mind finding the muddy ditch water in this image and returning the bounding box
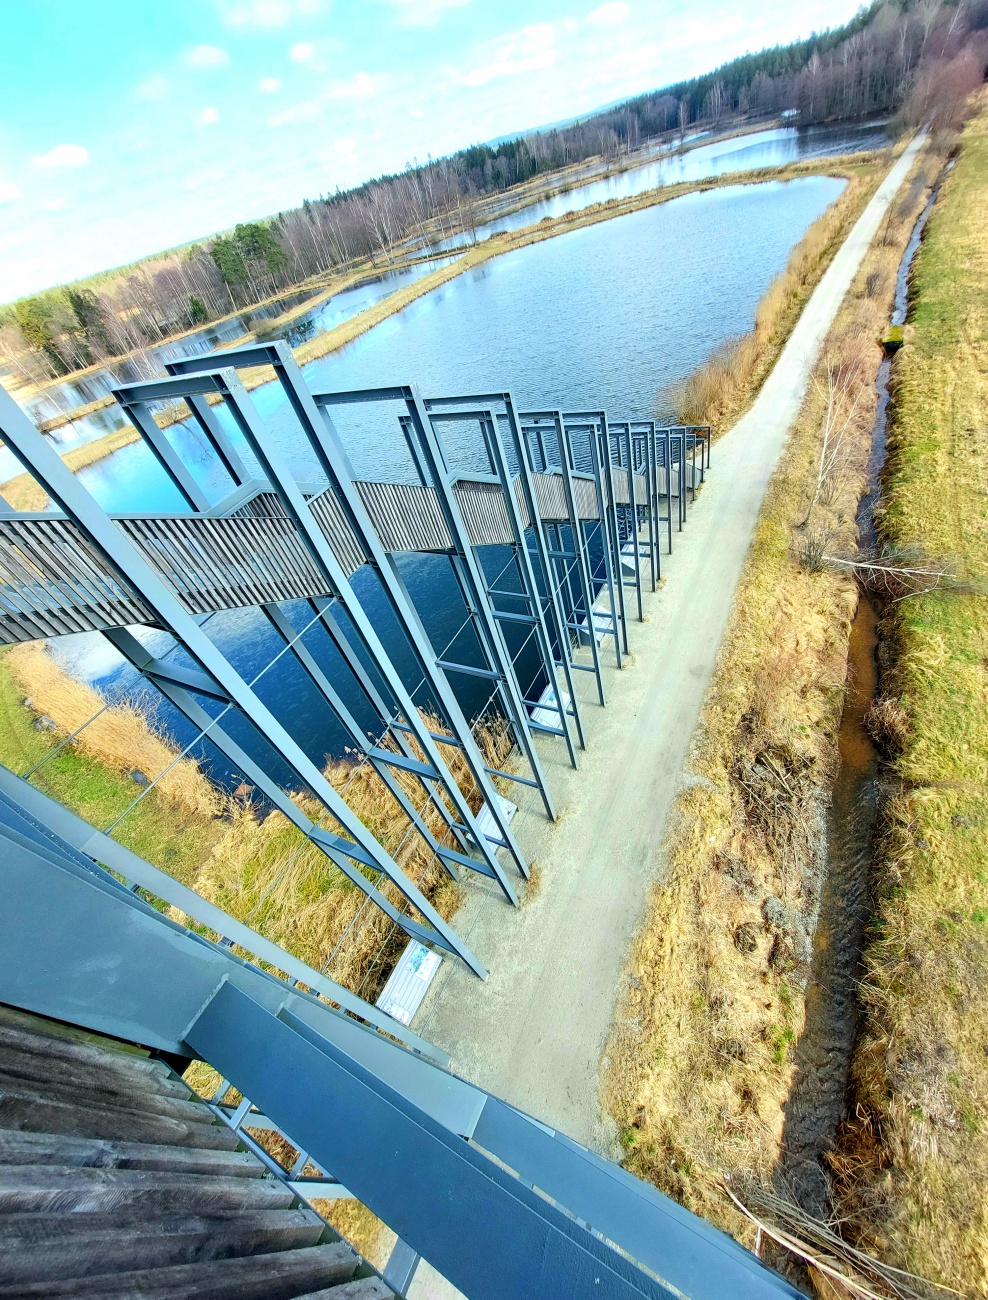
[775,170,946,1220]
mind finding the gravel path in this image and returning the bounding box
[414,133,926,1157]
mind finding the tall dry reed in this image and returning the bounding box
[7,641,223,818]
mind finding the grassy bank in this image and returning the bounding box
[0,643,226,883]
[0,639,487,999]
[2,151,890,515]
[602,138,939,1255]
[832,99,988,1297]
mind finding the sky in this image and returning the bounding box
[0,0,866,303]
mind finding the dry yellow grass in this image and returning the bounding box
[171,718,510,998]
[5,640,222,818]
[602,143,940,1247]
[831,98,988,1298]
[672,159,890,432]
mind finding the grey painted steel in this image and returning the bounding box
[113,367,516,905]
[0,764,446,1064]
[0,781,800,1300]
[166,345,529,878]
[470,1098,804,1300]
[311,380,555,828]
[191,983,681,1300]
[424,393,585,761]
[190,982,804,1300]
[0,799,486,1133]
[0,383,488,977]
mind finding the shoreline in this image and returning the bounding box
[4,115,794,410]
[1,150,891,514]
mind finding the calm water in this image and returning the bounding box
[427,120,889,251]
[6,119,886,468]
[38,173,845,793]
[15,259,452,431]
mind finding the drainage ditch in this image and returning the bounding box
[775,168,947,1221]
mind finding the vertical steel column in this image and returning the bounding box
[517,412,607,709]
[561,416,623,670]
[635,423,659,590]
[403,386,558,821]
[595,416,630,656]
[167,346,529,877]
[618,421,644,622]
[0,384,488,977]
[418,399,581,766]
[451,393,587,756]
[476,403,584,761]
[112,378,479,885]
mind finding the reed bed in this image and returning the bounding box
[671,158,888,432]
[6,640,222,818]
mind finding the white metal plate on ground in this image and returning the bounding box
[580,602,613,645]
[531,682,571,730]
[376,940,442,1026]
[474,794,518,845]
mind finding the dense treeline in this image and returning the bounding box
[3,0,986,384]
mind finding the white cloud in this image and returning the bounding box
[184,44,230,69]
[326,71,376,101]
[456,23,556,87]
[43,197,68,212]
[383,0,470,27]
[220,0,322,27]
[135,73,171,101]
[259,76,283,93]
[289,41,317,62]
[198,106,220,126]
[0,180,22,206]
[587,1,630,24]
[268,70,378,126]
[333,136,356,155]
[34,144,90,170]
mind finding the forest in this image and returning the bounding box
[2,0,985,384]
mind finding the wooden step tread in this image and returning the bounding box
[0,1242,360,1299]
[0,1042,192,1103]
[0,1008,154,1065]
[0,1128,262,1176]
[0,1071,208,1124]
[0,1166,294,1215]
[297,1283,394,1299]
[0,1095,239,1150]
[0,1022,172,1081]
[0,1209,326,1284]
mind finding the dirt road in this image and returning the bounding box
[414,132,926,1156]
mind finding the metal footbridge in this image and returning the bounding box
[0,347,805,1297]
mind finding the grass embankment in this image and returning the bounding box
[0,644,225,880]
[2,151,891,516]
[831,102,988,1297]
[602,140,940,1247]
[0,639,492,997]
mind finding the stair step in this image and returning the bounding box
[297,1283,394,1299]
[0,1208,326,1284]
[0,1042,192,1103]
[0,1242,360,1298]
[0,1094,239,1150]
[0,1128,262,1177]
[0,1166,292,1215]
[0,1008,155,1066]
[0,1023,173,1087]
[0,1070,208,1124]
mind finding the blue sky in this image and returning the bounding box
[0,0,865,302]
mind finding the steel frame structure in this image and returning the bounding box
[0,382,495,977]
[0,353,711,989]
[0,778,804,1300]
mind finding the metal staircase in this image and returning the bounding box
[0,1005,392,1298]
